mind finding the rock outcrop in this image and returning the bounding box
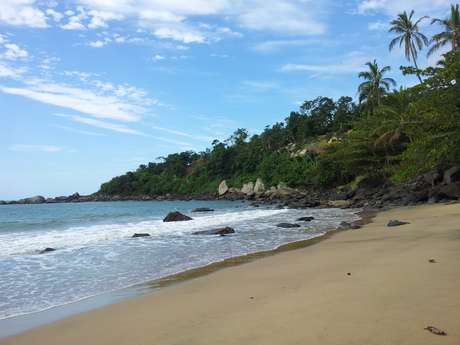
[254,178,265,194]
[191,207,214,212]
[276,223,301,228]
[218,180,229,196]
[163,212,193,222]
[192,227,235,236]
[241,182,255,196]
[132,233,150,238]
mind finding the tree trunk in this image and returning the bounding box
[411,48,423,84]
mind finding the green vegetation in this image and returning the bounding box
[99,7,460,197]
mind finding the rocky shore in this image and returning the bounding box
[2,167,460,210]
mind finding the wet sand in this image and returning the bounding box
[2,203,459,345]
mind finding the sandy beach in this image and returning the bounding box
[2,202,459,345]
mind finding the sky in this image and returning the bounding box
[0,0,455,199]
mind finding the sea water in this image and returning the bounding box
[0,200,359,323]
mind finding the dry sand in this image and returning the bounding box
[2,203,460,345]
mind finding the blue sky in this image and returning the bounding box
[0,0,454,199]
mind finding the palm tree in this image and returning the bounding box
[358,60,397,115]
[389,10,429,83]
[428,4,460,56]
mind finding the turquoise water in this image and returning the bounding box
[0,200,359,322]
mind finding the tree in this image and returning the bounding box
[358,60,396,115]
[389,10,429,83]
[428,4,460,57]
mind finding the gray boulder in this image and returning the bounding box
[387,220,410,227]
[443,167,460,184]
[276,223,301,228]
[39,247,56,254]
[191,207,214,212]
[297,216,314,222]
[163,212,193,222]
[21,195,45,204]
[192,227,235,236]
[218,180,229,196]
[132,233,150,238]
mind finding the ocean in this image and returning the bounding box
[0,200,359,324]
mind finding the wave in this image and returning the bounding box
[0,208,288,256]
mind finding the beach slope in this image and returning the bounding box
[2,203,460,345]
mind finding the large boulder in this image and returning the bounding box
[437,182,460,200]
[191,207,214,212]
[132,233,150,238]
[276,223,301,228]
[297,216,314,222]
[254,178,265,194]
[328,200,351,208]
[192,227,235,236]
[443,166,460,184]
[218,180,229,196]
[241,182,255,195]
[163,212,193,222]
[21,195,46,204]
[387,220,410,227]
[39,247,56,254]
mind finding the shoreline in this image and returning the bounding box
[2,203,459,344]
[0,207,367,338]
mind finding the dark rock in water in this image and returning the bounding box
[276,223,301,228]
[191,207,214,213]
[132,233,150,238]
[163,212,192,222]
[39,247,56,254]
[443,166,460,184]
[192,227,235,236]
[387,220,410,227]
[296,216,314,222]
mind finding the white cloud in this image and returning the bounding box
[357,0,452,16]
[58,114,145,136]
[0,0,48,28]
[253,39,323,52]
[0,80,146,122]
[9,144,63,153]
[151,125,213,142]
[89,40,108,48]
[2,43,28,60]
[368,21,388,31]
[0,63,25,78]
[46,8,63,22]
[153,54,166,61]
[281,52,371,75]
[51,124,105,136]
[153,26,206,44]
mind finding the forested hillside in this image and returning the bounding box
[99,6,460,197]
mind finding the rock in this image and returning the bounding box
[437,182,460,199]
[39,247,56,254]
[218,180,229,196]
[132,233,150,238]
[191,207,214,212]
[423,171,442,186]
[241,182,255,195]
[387,220,410,227]
[192,227,235,236]
[163,212,193,222]
[443,166,460,184]
[338,221,361,230]
[20,195,46,204]
[328,200,351,208]
[254,178,265,194]
[296,216,314,222]
[276,223,301,228]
